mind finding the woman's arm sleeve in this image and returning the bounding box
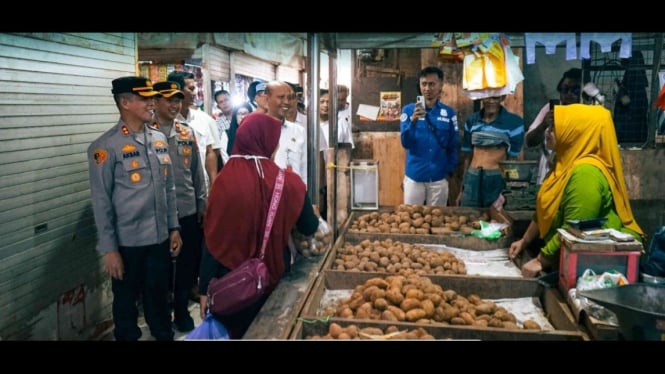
[296,193,319,236]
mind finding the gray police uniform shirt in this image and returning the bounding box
[88,120,179,253]
[152,119,207,218]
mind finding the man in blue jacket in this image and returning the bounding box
[400,66,459,206]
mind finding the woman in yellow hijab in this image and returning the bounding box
[509,104,644,278]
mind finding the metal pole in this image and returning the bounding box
[307,33,320,204]
[328,34,339,237]
[646,33,663,147]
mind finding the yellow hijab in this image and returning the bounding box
[536,104,644,239]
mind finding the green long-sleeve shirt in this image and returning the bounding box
[537,163,642,262]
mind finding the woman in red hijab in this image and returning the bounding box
[199,112,319,338]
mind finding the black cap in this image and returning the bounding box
[111,76,159,97]
[153,81,184,99]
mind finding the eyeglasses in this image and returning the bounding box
[559,86,581,96]
[237,110,249,116]
[482,96,503,102]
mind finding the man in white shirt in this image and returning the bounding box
[264,81,307,186]
[213,89,233,166]
[337,84,351,129]
[287,82,308,131]
[318,88,354,164]
[168,71,223,191]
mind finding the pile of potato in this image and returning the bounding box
[293,217,333,258]
[333,238,466,275]
[348,204,491,235]
[321,275,542,330]
[307,322,435,340]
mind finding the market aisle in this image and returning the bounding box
[101,300,203,341]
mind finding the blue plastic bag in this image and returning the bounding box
[184,313,229,340]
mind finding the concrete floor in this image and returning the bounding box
[102,300,204,341]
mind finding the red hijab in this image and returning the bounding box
[205,112,306,290]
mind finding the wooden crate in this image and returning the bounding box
[291,270,586,341]
[345,206,514,250]
[324,234,523,278]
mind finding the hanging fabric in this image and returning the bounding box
[580,33,632,59]
[524,33,577,64]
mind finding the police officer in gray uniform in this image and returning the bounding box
[152,81,206,333]
[87,76,183,341]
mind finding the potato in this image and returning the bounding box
[381,310,399,322]
[400,298,422,311]
[502,321,520,330]
[420,299,435,318]
[459,311,475,325]
[474,302,495,315]
[405,308,427,322]
[450,317,466,325]
[359,327,384,337]
[405,288,424,300]
[329,323,343,338]
[386,305,406,321]
[522,319,542,330]
[385,288,404,305]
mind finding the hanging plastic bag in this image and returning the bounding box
[184,313,229,340]
[481,39,507,89]
[292,216,333,259]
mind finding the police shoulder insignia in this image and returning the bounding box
[92,149,107,165]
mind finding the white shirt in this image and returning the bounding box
[295,112,307,129]
[526,103,553,185]
[275,120,307,186]
[177,108,223,190]
[215,115,231,164]
[319,111,354,163]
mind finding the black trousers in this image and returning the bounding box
[113,240,173,341]
[171,213,203,321]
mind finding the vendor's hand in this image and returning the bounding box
[508,238,525,260]
[521,257,543,278]
[103,250,124,280]
[199,295,208,320]
[312,204,320,218]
